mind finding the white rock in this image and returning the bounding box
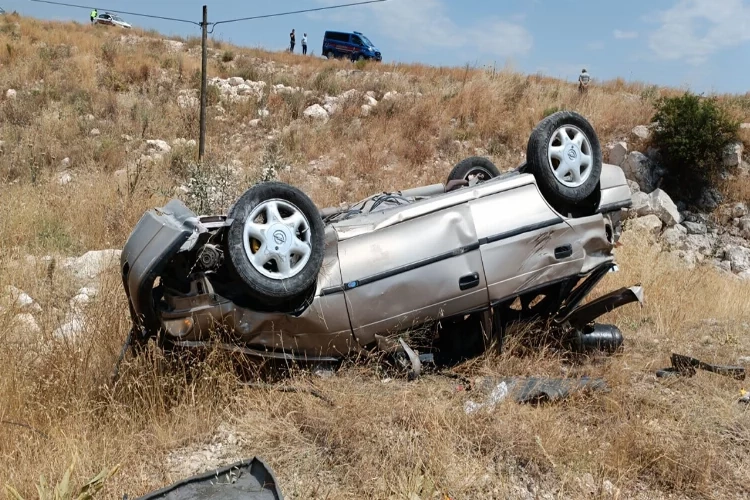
[4,286,42,313]
[366,90,376,98]
[360,104,373,117]
[323,102,340,115]
[90,128,101,136]
[738,270,750,280]
[649,189,682,226]
[6,89,17,99]
[228,76,244,87]
[57,172,73,185]
[383,91,399,101]
[621,152,663,193]
[364,95,378,107]
[0,140,5,153]
[635,189,682,226]
[684,221,707,235]
[63,249,121,284]
[731,202,748,219]
[61,157,71,168]
[723,141,743,168]
[661,226,686,248]
[724,246,750,273]
[626,179,640,194]
[249,119,261,127]
[631,191,651,214]
[685,234,714,257]
[326,176,344,187]
[177,94,199,109]
[257,109,270,118]
[303,104,330,121]
[12,313,40,336]
[53,313,85,340]
[186,139,197,148]
[146,139,172,154]
[608,142,628,166]
[716,260,733,273]
[628,214,663,236]
[631,125,651,141]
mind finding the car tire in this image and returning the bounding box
[326,51,335,59]
[526,111,602,211]
[447,156,501,184]
[226,182,325,309]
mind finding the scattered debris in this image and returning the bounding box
[464,381,509,414]
[465,377,608,410]
[134,457,284,500]
[656,353,746,380]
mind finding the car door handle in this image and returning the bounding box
[459,272,480,291]
[555,244,573,259]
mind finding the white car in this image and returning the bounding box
[94,12,132,29]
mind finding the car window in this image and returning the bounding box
[329,32,348,42]
[351,35,363,46]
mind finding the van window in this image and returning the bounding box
[351,35,364,46]
[327,32,349,42]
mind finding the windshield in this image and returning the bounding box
[112,15,124,22]
[360,35,373,46]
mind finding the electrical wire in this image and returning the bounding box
[27,0,201,25]
[27,0,389,31]
[211,0,388,27]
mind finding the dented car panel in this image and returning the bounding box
[120,159,638,360]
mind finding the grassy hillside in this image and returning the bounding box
[1,12,750,499]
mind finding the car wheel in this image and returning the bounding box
[326,51,335,59]
[358,54,366,62]
[526,111,602,211]
[447,156,501,184]
[226,182,325,309]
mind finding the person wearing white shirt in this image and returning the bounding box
[302,33,308,55]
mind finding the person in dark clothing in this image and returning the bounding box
[290,29,295,53]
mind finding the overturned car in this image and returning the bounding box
[120,111,642,371]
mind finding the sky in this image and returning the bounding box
[3,0,750,94]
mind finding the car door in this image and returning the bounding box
[468,176,584,304]
[336,202,489,346]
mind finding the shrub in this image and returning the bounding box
[221,50,235,62]
[651,92,739,203]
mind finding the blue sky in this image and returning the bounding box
[4,0,750,94]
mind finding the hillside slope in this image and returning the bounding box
[1,12,750,500]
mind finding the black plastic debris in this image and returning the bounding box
[656,353,746,381]
[133,457,284,500]
[472,376,608,406]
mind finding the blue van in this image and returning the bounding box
[322,31,382,62]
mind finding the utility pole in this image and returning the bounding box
[198,4,208,162]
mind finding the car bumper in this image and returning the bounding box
[120,199,205,337]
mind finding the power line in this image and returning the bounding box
[26,0,389,30]
[211,0,388,27]
[27,0,200,25]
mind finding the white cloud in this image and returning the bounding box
[312,0,532,59]
[613,29,638,39]
[648,0,750,65]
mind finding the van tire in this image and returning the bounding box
[326,51,335,59]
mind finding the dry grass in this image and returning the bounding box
[1,12,750,500]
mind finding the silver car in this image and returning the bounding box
[120,111,642,372]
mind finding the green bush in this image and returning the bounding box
[651,92,739,202]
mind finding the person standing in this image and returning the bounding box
[578,68,591,94]
[90,8,97,24]
[290,29,295,53]
[302,33,308,55]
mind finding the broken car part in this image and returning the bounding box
[133,457,283,500]
[656,353,746,380]
[469,376,608,407]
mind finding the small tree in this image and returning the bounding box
[651,92,739,203]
